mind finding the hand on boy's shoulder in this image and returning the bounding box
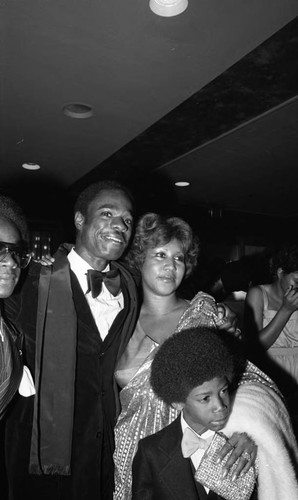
[217,432,257,480]
[215,303,241,338]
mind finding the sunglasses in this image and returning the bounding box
[0,241,32,269]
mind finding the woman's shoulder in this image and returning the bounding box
[246,284,262,295]
[246,284,269,302]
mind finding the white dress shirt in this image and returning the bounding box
[181,413,215,493]
[19,365,36,396]
[68,247,124,340]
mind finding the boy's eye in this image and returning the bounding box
[175,255,185,263]
[101,211,112,217]
[200,396,210,403]
[156,252,165,258]
[125,218,133,226]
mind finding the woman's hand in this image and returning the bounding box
[282,285,298,313]
[215,303,241,338]
[216,432,257,480]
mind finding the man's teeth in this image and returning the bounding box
[105,235,122,243]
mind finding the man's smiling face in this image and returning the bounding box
[74,189,133,270]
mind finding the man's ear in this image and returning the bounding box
[277,267,284,279]
[74,211,85,231]
[172,402,184,411]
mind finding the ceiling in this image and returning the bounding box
[1,1,297,227]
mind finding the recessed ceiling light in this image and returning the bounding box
[63,102,94,119]
[22,163,41,171]
[149,0,188,17]
[175,181,190,187]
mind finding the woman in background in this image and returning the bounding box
[245,244,298,429]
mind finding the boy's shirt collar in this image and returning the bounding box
[181,412,214,441]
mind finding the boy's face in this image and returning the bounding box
[178,376,231,435]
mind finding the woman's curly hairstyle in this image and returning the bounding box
[150,327,244,405]
[270,244,298,277]
[125,212,199,279]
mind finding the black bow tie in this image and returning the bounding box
[86,268,121,298]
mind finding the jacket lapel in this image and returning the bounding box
[110,261,139,357]
[101,269,131,348]
[158,418,202,500]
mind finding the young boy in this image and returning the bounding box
[131,327,253,500]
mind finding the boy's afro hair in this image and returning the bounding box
[150,327,244,405]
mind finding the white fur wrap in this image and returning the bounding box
[223,381,298,500]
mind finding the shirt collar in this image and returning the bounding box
[180,412,214,440]
[67,247,110,294]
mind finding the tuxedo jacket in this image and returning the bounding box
[132,416,225,500]
[0,307,23,420]
[3,253,139,500]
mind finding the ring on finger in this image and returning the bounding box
[242,451,251,461]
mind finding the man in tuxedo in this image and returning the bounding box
[4,180,139,500]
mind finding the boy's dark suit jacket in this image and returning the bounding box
[3,257,139,500]
[132,416,225,500]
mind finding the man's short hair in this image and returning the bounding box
[74,180,135,218]
[150,327,245,405]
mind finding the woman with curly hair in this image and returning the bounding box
[113,213,275,500]
[245,244,298,419]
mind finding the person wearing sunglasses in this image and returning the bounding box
[0,195,32,419]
